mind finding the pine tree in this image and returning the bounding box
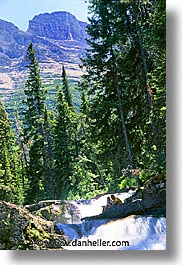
[140,0,166,171]
[81,0,166,187]
[23,43,46,203]
[0,100,23,204]
[53,89,75,199]
[68,91,107,199]
[81,0,135,178]
[14,110,28,188]
[43,107,56,199]
[61,65,74,109]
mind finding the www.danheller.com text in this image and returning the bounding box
[35,238,130,248]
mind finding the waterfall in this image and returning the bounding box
[72,191,134,218]
[55,192,166,250]
[84,216,166,250]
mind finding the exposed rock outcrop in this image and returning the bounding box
[0,174,166,249]
[0,200,68,250]
[25,200,81,224]
[28,12,87,42]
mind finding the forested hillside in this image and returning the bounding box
[0,0,166,205]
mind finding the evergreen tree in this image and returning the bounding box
[81,0,166,187]
[23,43,46,203]
[82,0,135,179]
[143,0,166,171]
[61,65,74,109]
[43,107,56,199]
[68,91,107,199]
[14,109,28,188]
[53,89,76,199]
[0,100,23,204]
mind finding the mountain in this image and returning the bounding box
[28,11,87,41]
[0,11,88,99]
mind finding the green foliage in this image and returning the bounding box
[118,178,136,190]
[0,1,166,203]
[4,79,81,126]
[23,43,47,204]
[53,89,76,199]
[61,65,74,109]
[68,155,106,200]
[0,99,24,204]
[80,0,166,186]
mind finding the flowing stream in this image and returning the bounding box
[55,192,166,250]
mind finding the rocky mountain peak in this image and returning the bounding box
[27,11,87,42]
[0,11,88,99]
[0,19,20,33]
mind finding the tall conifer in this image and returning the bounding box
[53,89,75,199]
[81,0,166,185]
[23,43,46,203]
[62,65,74,109]
[0,100,23,203]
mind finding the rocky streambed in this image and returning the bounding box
[0,174,166,250]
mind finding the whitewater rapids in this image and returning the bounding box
[55,192,166,250]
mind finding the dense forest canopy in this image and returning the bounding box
[0,0,166,204]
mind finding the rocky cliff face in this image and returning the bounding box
[0,12,88,99]
[0,19,24,65]
[28,11,87,42]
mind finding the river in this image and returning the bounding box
[55,192,166,250]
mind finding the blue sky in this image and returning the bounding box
[0,0,88,31]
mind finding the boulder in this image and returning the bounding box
[25,200,81,224]
[0,200,68,250]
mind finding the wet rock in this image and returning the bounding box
[25,200,81,224]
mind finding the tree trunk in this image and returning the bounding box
[116,85,133,166]
[110,47,133,166]
[132,0,153,110]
